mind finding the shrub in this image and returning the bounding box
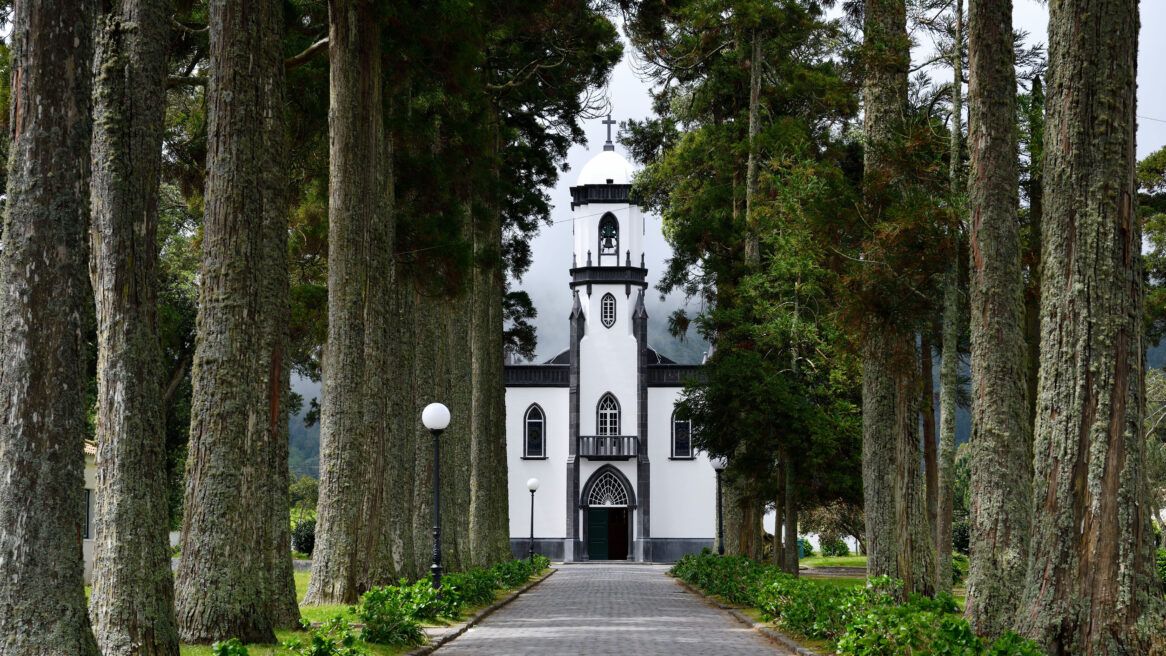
[282,616,365,656]
[820,534,850,557]
[356,586,426,646]
[1157,548,1166,592]
[952,553,970,585]
[952,518,970,555]
[797,538,814,558]
[211,639,249,656]
[292,520,316,556]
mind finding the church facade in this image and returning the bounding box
[504,128,716,562]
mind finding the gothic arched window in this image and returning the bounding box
[601,293,616,328]
[597,394,620,436]
[672,411,692,459]
[524,405,545,458]
[598,214,619,259]
[587,471,629,507]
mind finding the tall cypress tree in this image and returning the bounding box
[174,0,290,642]
[0,1,100,653]
[1016,0,1166,651]
[963,0,1030,637]
[88,1,181,653]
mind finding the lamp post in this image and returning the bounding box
[422,402,451,591]
[527,478,540,563]
[710,456,727,556]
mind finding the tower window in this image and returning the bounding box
[597,394,620,436]
[601,293,616,328]
[672,411,693,459]
[598,214,619,260]
[524,405,545,458]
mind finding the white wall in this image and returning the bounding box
[506,387,569,539]
[578,289,639,437]
[648,388,716,539]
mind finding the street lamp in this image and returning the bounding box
[710,456,727,556]
[422,402,451,591]
[527,478,540,563]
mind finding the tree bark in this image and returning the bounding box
[894,356,937,596]
[174,0,286,642]
[773,462,784,567]
[936,0,963,596]
[305,0,390,605]
[921,334,938,549]
[743,28,762,267]
[782,459,798,576]
[1016,0,1166,652]
[0,2,100,653]
[88,2,180,653]
[860,0,915,588]
[963,0,1031,637]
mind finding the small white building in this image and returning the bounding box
[505,125,716,562]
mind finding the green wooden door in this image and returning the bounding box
[588,508,609,560]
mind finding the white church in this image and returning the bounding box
[504,122,718,562]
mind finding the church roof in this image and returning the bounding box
[542,346,676,365]
[576,149,635,186]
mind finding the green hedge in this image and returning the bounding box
[670,550,1041,655]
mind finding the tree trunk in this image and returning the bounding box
[773,463,784,567]
[88,2,179,653]
[860,0,911,587]
[936,0,963,596]
[937,266,960,594]
[861,334,898,580]
[783,459,798,576]
[743,28,762,267]
[0,2,100,653]
[964,0,1030,637]
[921,334,938,549]
[1023,74,1043,434]
[894,356,937,597]
[468,123,513,569]
[174,0,286,642]
[1016,0,1166,651]
[305,0,390,605]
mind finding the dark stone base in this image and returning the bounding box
[509,538,713,563]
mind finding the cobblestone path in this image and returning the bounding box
[433,563,790,655]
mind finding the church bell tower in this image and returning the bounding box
[564,116,653,561]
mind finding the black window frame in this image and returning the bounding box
[671,411,694,459]
[523,404,547,459]
[601,293,616,328]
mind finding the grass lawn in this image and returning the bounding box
[798,554,868,568]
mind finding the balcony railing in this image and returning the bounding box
[578,435,638,459]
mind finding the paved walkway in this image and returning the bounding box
[433,564,790,655]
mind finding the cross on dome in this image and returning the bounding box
[602,114,616,151]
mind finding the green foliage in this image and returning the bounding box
[671,551,1042,655]
[952,518,970,556]
[282,616,365,656]
[292,520,316,556]
[951,553,969,585]
[1156,548,1166,593]
[355,557,549,646]
[798,538,815,558]
[210,638,249,656]
[820,535,850,557]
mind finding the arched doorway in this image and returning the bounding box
[581,466,635,560]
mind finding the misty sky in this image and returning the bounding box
[513,2,1166,363]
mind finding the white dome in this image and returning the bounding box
[576,149,635,186]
